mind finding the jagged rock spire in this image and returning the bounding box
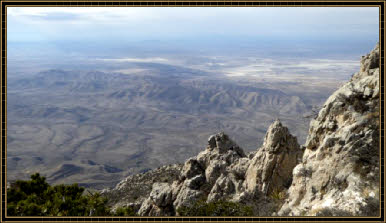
[245,120,302,195]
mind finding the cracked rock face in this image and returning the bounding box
[138,182,174,216]
[138,132,250,214]
[245,120,302,196]
[279,43,380,216]
[174,132,247,210]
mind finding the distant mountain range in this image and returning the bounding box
[7,59,339,189]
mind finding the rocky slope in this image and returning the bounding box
[278,43,380,216]
[102,44,380,216]
[101,164,182,211]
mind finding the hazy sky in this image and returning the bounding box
[7,7,379,43]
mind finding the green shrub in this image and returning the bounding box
[113,206,137,216]
[7,173,111,216]
[177,199,253,216]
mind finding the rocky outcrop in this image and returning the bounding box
[137,132,248,215]
[138,182,175,216]
[135,123,302,216]
[279,43,380,216]
[245,119,302,195]
[101,163,182,212]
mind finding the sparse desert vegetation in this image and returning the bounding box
[7,63,341,189]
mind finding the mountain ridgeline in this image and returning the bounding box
[7,53,337,189]
[101,43,380,216]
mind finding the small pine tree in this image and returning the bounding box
[7,173,112,216]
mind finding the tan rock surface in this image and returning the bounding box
[279,43,380,216]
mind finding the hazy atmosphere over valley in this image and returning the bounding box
[6,7,379,189]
